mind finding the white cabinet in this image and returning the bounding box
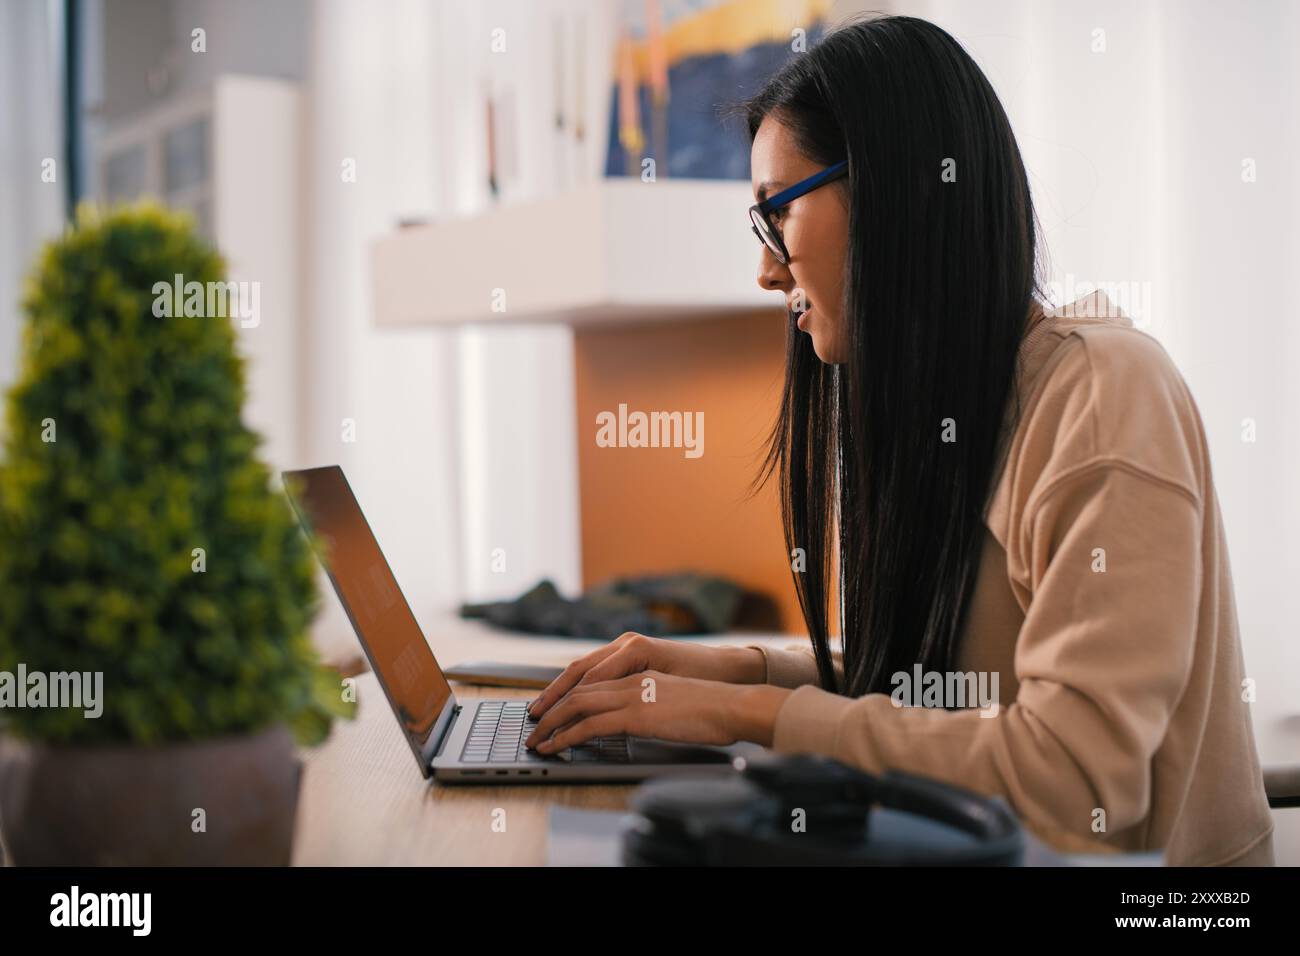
[94,75,302,473]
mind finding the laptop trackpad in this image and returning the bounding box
[626,737,734,765]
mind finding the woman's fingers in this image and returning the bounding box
[528,632,646,718]
[526,672,730,751]
[540,711,628,753]
[527,685,622,746]
[528,643,620,718]
[572,639,653,689]
[526,680,634,748]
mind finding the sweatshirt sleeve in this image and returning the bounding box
[745,642,842,689]
[767,463,1203,851]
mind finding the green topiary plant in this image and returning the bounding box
[0,202,353,747]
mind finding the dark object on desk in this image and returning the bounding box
[458,573,745,640]
[443,661,564,689]
[621,751,1026,867]
[1265,763,1300,808]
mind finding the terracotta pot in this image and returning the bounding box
[0,724,300,866]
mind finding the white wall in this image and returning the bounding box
[300,0,605,658]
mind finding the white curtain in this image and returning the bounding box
[0,0,65,393]
[301,0,597,659]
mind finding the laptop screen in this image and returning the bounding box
[283,466,451,757]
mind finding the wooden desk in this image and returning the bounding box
[291,619,796,865]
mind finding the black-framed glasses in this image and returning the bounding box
[748,159,849,265]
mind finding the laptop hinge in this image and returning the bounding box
[424,695,461,765]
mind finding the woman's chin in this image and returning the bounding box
[808,333,844,365]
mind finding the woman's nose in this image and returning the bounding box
[756,249,791,292]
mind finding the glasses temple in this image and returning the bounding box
[758,159,849,213]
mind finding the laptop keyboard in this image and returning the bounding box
[459,699,631,764]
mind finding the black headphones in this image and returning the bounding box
[621,751,1024,866]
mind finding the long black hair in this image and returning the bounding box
[740,15,1046,698]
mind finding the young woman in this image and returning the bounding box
[525,15,1273,866]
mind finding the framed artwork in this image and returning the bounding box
[604,0,831,180]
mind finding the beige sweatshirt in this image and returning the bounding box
[749,291,1275,866]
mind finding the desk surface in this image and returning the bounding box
[292,619,795,866]
[293,616,1298,866]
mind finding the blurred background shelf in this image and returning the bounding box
[370,179,782,327]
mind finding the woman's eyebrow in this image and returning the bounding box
[755,180,787,201]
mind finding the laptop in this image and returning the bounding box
[282,465,753,783]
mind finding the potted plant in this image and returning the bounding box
[0,203,353,865]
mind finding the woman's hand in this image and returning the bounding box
[527,631,765,721]
[524,671,792,752]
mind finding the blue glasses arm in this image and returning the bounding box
[758,159,849,213]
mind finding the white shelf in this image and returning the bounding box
[370,179,782,328]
